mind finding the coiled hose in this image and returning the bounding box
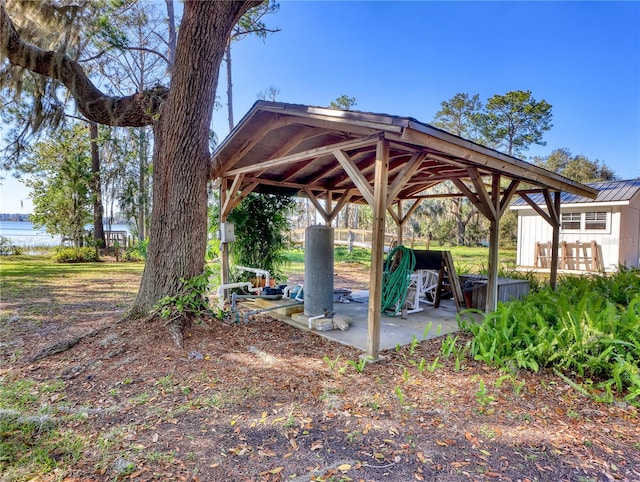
[381,245,416,315]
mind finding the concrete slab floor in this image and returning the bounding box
[246,290,469,352]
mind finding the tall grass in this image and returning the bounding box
[459,267,640,405]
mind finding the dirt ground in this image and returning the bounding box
[1,259,639,482]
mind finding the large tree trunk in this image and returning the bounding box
[137,127,147,242]
[89,122,106,248]
[130,1,257,346]
[1,1,260,347]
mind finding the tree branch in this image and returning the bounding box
[0,5,168,127]
[231,26,280,41]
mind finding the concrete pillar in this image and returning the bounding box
[304,225,334,317]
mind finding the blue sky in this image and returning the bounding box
[2,0,639,213]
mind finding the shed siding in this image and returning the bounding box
[619,205,640,268]
[516,207,629,271]
[517,211,548,266]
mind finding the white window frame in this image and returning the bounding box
[560,210,610,233]
[561,212,581,231]
[584,211,609,232]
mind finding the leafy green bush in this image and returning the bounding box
[459,267,640,405]
[122,239,148,262]
[52,246,98,263]
[0,236,23,256]
[227,193,295,281]
[155,265,216,322]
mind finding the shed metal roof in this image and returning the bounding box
[511,179,640,207]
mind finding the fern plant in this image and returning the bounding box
[459,268,640,405]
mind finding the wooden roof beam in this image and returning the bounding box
[242,175,340,193]
[292,144,379,187]
[386,152,426,206]
[221,174,244,219]
[452,177,492,219]
[268,129,317,181]
[401,171,468,191]
[225,135,380,177]
[402,180,447,198]
[543,189,560,226]
[221,179,259,219]
[333,149,375,207]
[468,168,497,220]
[519,192,554,225]
[211,115,288,176]
[331,153,413,190]
[260,104,405,136]
[402,126,598,198]
[303,188,354,224]
[498,180,521,218]
[391,197,424,225]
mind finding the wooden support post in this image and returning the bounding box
[367,137,389,362]
[396,200,403,246]
[325,191,332,226]
[219,181,230,290]
[485,174,500,313]
[549,191,561,290]
[576,240,585,270]
[486,217,499,312]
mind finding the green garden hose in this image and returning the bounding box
[381,245,416,315]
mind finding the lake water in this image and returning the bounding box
[0,221,130,247]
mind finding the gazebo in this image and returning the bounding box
[211,101,598,361]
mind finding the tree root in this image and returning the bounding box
[30,338,82,362]
[29,319,126,362]
[165,316,185,349]
[29,310,188,362]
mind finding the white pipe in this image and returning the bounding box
[307,313,326,329]
[235,265,271,287]
[216,282,259,299]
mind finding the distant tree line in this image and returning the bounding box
[313,91,618,249]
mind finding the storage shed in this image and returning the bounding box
[511,179,640,272]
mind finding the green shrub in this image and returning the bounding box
[459,267,640,405]
[122,240,148,262]
[52,246,98,263]
[155,265,215,322]
[227,193,295,281]
[0,236,23,256]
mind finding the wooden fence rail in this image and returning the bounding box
[290,228,431,251]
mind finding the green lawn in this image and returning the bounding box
[283,244,517,276]
[0,254,144,279]
[0,255,145,300]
